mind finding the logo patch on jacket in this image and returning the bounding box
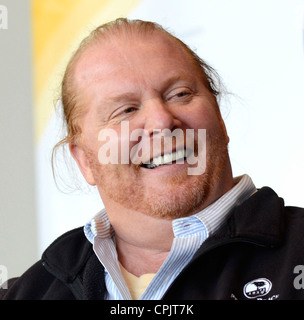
[243,278,272,299]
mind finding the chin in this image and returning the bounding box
[140,173,210,220]
[142,155,230,220]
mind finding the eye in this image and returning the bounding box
[109,104,139,122]
[123,106,138,114]
[167,88,193,102]
[175,91,190,98]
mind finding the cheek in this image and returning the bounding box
[181,104,222,132]
[95,125,142,166]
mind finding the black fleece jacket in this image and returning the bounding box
[1,187,304,300]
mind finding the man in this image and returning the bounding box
[1,18,304,300]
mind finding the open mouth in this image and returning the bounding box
[140,149,192,169]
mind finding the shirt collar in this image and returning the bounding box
[172,174,256,239]
[84,174,256,243]
[84,209,113,243]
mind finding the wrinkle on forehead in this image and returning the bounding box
[73,30,198,88]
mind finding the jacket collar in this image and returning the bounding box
[195,186,285,255]
[230,187,285,247]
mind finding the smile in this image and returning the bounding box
[140,149,192,169]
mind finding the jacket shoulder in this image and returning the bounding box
[42,227,93,283]
[0,227,92,300]
[0,260,75,300]
[285,205,304,216]
[283,205,304,243]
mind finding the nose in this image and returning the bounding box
[143,98,181,136]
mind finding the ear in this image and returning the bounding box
[69,143,96,186]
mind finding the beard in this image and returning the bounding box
[85,127,230,220]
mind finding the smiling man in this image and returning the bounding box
[1,18,304,300]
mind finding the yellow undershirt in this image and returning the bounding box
[119,263,155,300]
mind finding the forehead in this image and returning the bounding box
[73,31,199,92]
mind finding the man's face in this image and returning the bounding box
[71,32,230,219]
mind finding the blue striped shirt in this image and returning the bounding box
[84,174,256,300]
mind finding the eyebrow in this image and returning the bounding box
[159,72,194,89]
[104,92,139,105]
[105,73,194,102]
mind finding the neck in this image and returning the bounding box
[103,201,174,277]
[116,235,171,277]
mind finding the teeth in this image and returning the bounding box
[143,149,189,169]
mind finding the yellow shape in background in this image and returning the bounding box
[32,0,141,142]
